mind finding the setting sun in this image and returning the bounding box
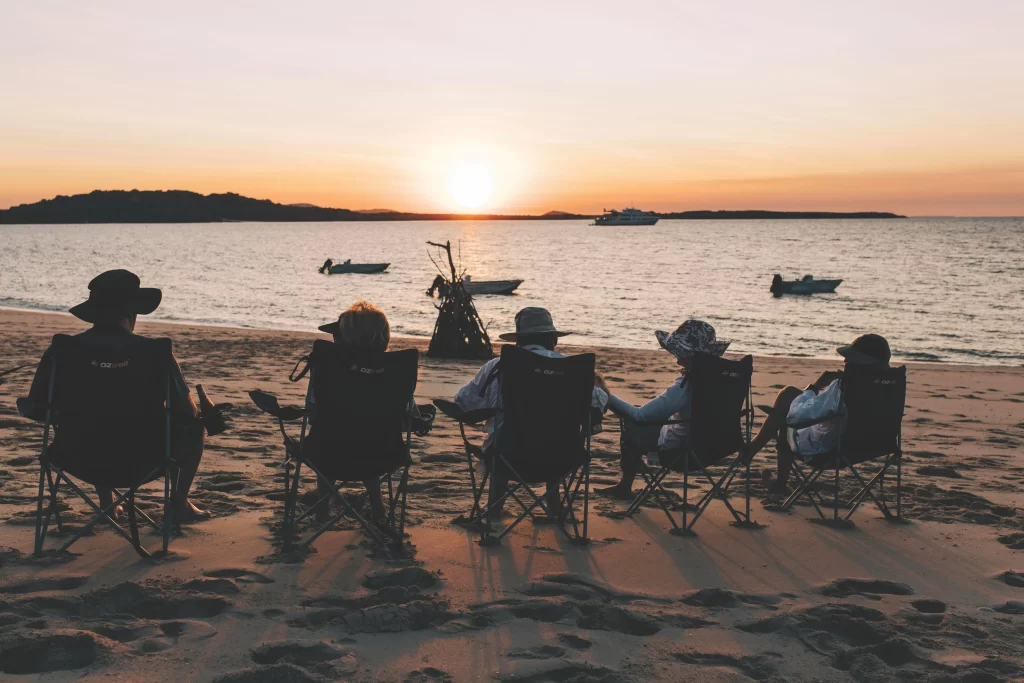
[448,164,494,211]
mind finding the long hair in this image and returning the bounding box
[335,300,390,352]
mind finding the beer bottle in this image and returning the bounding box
[195,384,228,437]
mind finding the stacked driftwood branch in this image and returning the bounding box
[425,240,493,360]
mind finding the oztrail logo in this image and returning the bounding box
[91,360,129,369]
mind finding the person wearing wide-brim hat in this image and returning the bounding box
[597,319,731,500]
[452,307,609,517]
[745,333,892,498]
[22,269,211,522]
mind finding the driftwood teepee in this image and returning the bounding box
[426,240,493,360]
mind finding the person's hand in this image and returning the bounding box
[811,370,841,392]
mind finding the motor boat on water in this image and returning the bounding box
[770,274,842,296]
[319,258,390,274]
[427,275,523,297]
[592,207,659,226]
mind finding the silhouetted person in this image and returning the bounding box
[454,307,608,517]
[22,270,210,521]
[319,258,334,274]
[742,334,892,497]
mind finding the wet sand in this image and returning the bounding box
[1,308,1022,682]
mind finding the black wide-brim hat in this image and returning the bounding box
[837,333,891,365]
[69,269,162,323]
[318,321,340,335]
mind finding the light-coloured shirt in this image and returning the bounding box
[454,344,609,451]
[786,379,844,456]
[607,375,691,450]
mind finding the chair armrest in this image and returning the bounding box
[786,414,838,429]
[432,399,499,425]
[249,389,305,421]
[620,417,688,426]
[16,397,43,421]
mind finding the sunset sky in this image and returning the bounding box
[2,1,1022,215]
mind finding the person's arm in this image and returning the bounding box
[786,378,842,426]
[20,348,54,422]
[607,379,686,424]
[454,358,500,412]
[304,371,317,424]
[168,355,200,422]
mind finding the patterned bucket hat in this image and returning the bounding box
[655,320,730,359]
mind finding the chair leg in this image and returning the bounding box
[163,467,172,553]
[34,463,48,556]
[682,454,689,531]
[581,463,589,542]
[896,449,903,520]
[126,489,149,558]
[833,463,840,521]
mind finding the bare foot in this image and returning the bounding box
[175,499,211,523]
[596,484,635,501]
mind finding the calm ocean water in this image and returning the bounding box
[1,218,1022,365]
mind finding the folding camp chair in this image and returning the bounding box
[249,342,418,554]
[24,334,178,559]
[779,363,907,525]
[469,345,595,546]
[431,399,499,527]
[622,354,756,535]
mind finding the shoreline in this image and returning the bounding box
[2,304,1019,370]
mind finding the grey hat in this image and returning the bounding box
[498,307,571,342]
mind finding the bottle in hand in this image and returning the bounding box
[196,384,228,437]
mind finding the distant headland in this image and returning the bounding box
[0,190,906,224]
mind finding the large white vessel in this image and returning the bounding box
[592,207,659,226]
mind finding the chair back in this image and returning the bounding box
[496,345,595,482]
[839,363,906,464]
[308,341,417,479]
[681,354,753,468]
[49,333,172,484]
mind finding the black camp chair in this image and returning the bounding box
[249,342,418,554]
[621,354,756,535]
[432,399,499,527]
[779,363,907,525]
[472,345,596,545]
[23,334,178,558]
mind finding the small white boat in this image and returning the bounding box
[771,274,842,296]
[464,277,523,295]
[321,259,390,274]
[427,275,523,297]
[592,207,659,226]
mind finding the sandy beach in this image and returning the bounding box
[1,307,1022,682]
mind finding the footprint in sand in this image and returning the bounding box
[557,633,592,650]
[213,663,328,683]
[203,568,275,584]
[998,533,1024,550]
[996,570,1024,587]
[819,578,914,600]
[251,639,357,675]
[673,651,783,680]
[404,667,454,682]
[0,575,89,594]
[0,630,108,674]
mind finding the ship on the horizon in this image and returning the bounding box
[592,207,659,226]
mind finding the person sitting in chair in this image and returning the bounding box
[454,307,608,517]
[743,333,892,497]
[305,300,405,523]
[21,269,209,522]
[597,319,730,500]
